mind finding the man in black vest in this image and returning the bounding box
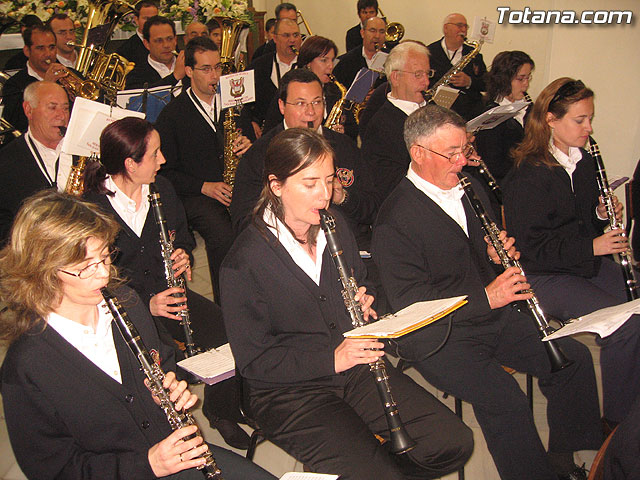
[0,81,72,243]
[156,37,250,305]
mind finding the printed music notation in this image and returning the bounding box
[177,343,235,385]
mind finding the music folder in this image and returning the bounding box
[177,343,235,385]
[343,296,468,339]
[345,68,380,103]
[466,101,529,133]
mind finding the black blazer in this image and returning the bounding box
[0,135,51,243]
[246,52,278,126]
[333,46,367,88]
[84,175,194,303]
[116,32,149,67]
[1,286,176,480]
[503,151,607,278]
[124,58,181,90]
[1,68,38,133]
[250,39,275,63]
[345,24,362,52]
[230,124,377,239]
[372,176,497,323]
[360,99,409,208]
[155,90,224,197]
[221,210,370,390]
[427,38,487,120]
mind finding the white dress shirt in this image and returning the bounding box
[105,176,150,237]
[270,52,297,88]
[26,129,73,191]
[387,93,426,116]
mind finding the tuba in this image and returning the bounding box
[71,0,136,102]
[215,16,249,191]
[422,38,483,103]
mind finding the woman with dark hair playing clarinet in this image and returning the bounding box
[220,127,473,480]
[83,117,251,449]
[0,190,276,479]
[503,77,640,430]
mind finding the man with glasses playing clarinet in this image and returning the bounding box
[373,104,603,480]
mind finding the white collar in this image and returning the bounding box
[57,52,76,68]
[27,127,62,154]
[26,62,44,81]
[148,54,175,78]
[387,92,426,116]
[441,37,463,63]
[263,205,327,286]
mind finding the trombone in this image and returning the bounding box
[378,7,405,43]
[295,10,312,36]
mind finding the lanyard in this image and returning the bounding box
[28,134,59,188]
[188,88,217,132]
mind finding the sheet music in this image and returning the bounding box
[343,296,467,338]
[279,473,339,480]
[466,101,528,132]
[177,343,235,385]
[543,298,640,341]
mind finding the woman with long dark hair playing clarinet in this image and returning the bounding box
[220,127,472,480]
[0,190,276,479]
[83,117,251,449]
[503,78,640,431]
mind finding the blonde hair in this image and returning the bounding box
[0,190,120,344]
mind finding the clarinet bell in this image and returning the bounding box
[543,340,573,373]
[389,424,417,454]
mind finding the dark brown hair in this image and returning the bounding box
[485,50,534,102]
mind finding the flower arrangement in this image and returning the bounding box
[163,0,253,28]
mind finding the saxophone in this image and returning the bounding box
[222,108,240,190]
[319,209,416,455]
[324,74,347,131]
[422,38,483,103]
[101,288,224,479]
[148,183,199,357]
[457,174,573,372]
[65,153,99,196]
[588,136,638,300]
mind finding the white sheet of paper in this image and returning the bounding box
[470,17,496,44]
[279,473,339,480]
[369,51,388,73]
[343,296,467,337]
[466,101,529,132]
[219,70,255,109]
[433,86,460,110]
[61,97,144,156]
[543,298,640,341]
[177,343,235,381]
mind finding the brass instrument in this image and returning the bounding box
[102,288,224,479]
[295,10,312,36]
[65,154,98,196]
[319,210,416,454]
[378,7,405,43]
[0,117,20,139]
[589,136,638,300]
[324,74,347,131]
[216,16,249,192]
[422,38,483,103]
[53,65,102,101]
[457,174,573,372]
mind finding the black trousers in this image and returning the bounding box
[164,443,276,479]
[529,256,640,423]
[398,307,603,480]
[249,361,473,480]
[180,194,234,304]
[604,393,640,479]
[156,289,242,424]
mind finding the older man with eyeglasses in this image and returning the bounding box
[426,12,487,120]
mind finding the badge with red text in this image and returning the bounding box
[336,168,354,187]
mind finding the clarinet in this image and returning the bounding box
[475,157,503,205]
[101,288,224,479]
[319,209,416,454]
[148,183,198,357]
[457,175,573,372]
[588,136,638,300]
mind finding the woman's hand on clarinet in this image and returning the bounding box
[485,266,533,309]
[485,230,520,264]
[149,287,188,320]
[354,286,377,322]
[171,248,191,281]
[597,195,624,223]
[593,229,629,256]
[148,425,208,476]
[334,338,385,373]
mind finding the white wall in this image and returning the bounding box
[253,0,640,178]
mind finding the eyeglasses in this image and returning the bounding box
[446,22,469,29]
[396,69,435,79]
[277,32,301,39]
[549,79,585,107]
[514,74,533,82]
[192,64,223,74]
[415,143,475,163]
[285,99,324,109]
[59,248,118,279]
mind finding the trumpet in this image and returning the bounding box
[45,59,101,101]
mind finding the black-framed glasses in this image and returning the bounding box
[284,99,324,109]
[59,248,119,279]
[549,80,585,107]
[415,143,475,163]
[396,69,435,79]
[192,64,223,74]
